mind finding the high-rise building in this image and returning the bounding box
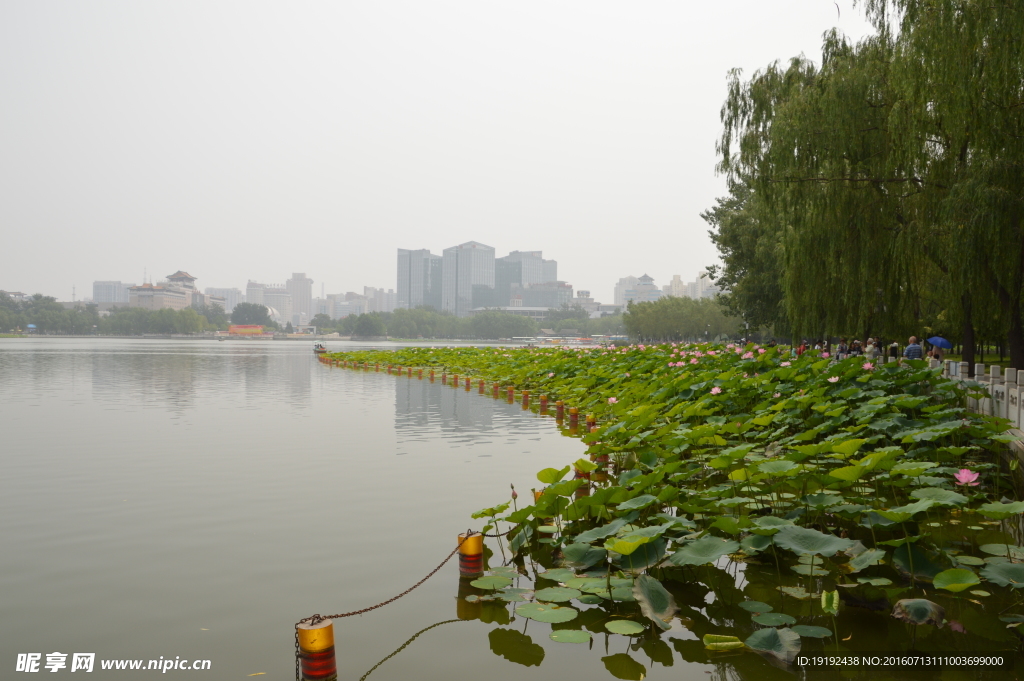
[246,281,265,306]
[92,281,134,304]
[442,241,495,317]
[614,276,639,306]
[522,281,573,309]
[363,286,397,314]
[542,259,557,283]
[397,249,443,310]
[204,287,244,313]
[286,273,313,326]
[263,288,292,325]
[623,274,663,304]
[662,275,686,298]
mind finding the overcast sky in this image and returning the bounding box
[0,1,875,303]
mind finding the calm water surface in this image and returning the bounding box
[0,339,714,680]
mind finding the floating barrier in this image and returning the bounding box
[539,395,548,413]
[522,390,529,408]
[555,400,564,420]
[296,619,337,681]
[457,532,483,576]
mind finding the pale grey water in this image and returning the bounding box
[0,339,712,680]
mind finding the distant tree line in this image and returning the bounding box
[0,292,230,335]
[622,296,743,342]
[308,305,625,340]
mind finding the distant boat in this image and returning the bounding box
[313,343,328,354]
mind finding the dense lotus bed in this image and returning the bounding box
[324,343,1024,673]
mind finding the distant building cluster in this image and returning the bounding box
[70,258,718,329]
[613,272,721,306]
[397,242,601,320]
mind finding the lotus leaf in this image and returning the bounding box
[890,461,937,476]
[752,612,797,626]
[471,576,512,590]
[738,601,773,613]
[876,499,936,523]
[977,501,1024,520]
[856,577,892,586]
[979,544,1024,560]
[515,602,579,623]
[606,620,645,635]
[576,594,603,605]
[615,538,667,571]
[933,568,981,592]
[829,465,866,481]
[702,634,744,651]
[759,460,798,475]
[802,493,843,509]
[778,586,814,599]
[744,627,801,663]
[980,562,1024,588]
[668,535,740,566]
[536,466,570,484]
[956,555,985,566]
[774,526,855,556]
[632,574,677,630]
[791,625,833,638]
[848,548,886,572]
[574,517,632,543]
[909,487,968,506]
[534,587,582,602]
[891,598,945,626]
[821,590,840,616]
[561,542,608,568]
[617,494,658,511]
[750,516,794,536]
[741,534,773,553]
[537,568,576,583]
[549,629,591,644]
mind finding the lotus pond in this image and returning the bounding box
[325,343,1024,678]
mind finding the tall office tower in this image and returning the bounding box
[492,250,543,307]
[662,275,686,298]
[614,276,639,306]
[542,259,557,283]
[204,287,244,312]
[286,273,313,325]
[263,288,292,325]
[92,281,133,304]
[246,281,265,306]
[397,249,443,310]
[501,251,544,286]
[522,281,573,308]
[442,241,495,317]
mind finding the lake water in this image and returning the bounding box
[0,339,719,680]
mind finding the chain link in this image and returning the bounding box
[294,528,512,679]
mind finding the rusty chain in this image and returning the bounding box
[294,527,513,679]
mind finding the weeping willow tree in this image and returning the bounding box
[715,1,1024,369]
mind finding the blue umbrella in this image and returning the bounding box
[927,336,953,350]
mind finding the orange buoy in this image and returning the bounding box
[430,369,435,381]
[555,400,564,420]
[296,619,337,681]
[539,395,549,413]
[522,390,530,408]
[408,367,413,377]
[569,407,579,425]
[464,376,471,389]
[442,372,447,384]
[478,379,485,393]
[457,532,483,576]
[492,384,499,398]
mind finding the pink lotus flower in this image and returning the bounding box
[625,373,630,377]
[742,351,754,359]
[862,362,874,370]
[758,348,766,354]
[773,392,781,398]
[780,361,791,367]
[548,372,554,377]
[827,376,840,383]
[710,386,722,395]
[690,358,699,364]
[954,469,980,486]
[608,397,618,404]
[822,352,830,358]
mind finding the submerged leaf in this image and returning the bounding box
[891,599,944,627]
[774,526,855,556]
[703,634,744,651]
[515,602,578,623]
[933,569,981,593]
[632,574,678,630]
[790,625,833,638]
[606,620,645,635]
[549,629,591,644]
[744,627,801,663]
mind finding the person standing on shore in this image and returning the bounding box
[904,336,924,360]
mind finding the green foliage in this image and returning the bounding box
[622,296,741,342]
[231,303,273,326]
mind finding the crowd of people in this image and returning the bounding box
[794,336,941,362]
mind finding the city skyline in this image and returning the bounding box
[0,3,875,305]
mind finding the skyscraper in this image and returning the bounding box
[246,281,265,306]
[442,241,495,317]
[92,281,133,304]
[397,249,443,310]
[542,259,557,283]
[286,273,313,325]
[204,287,244,312]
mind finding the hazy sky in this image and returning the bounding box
[1,1,875,303]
